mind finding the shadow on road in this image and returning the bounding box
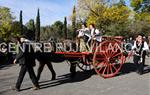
[21,70,96,91]
[21,63,150,91]
[0,64,14,70]
[116,62,150,77]
[39,70,96,89]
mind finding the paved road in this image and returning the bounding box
[0,57,150,95]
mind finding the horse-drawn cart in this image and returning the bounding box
[54,36,127,78]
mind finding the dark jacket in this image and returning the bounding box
[16,42,35,67]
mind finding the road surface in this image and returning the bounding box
[0,57,150,95]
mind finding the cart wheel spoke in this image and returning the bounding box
[95,60,106,67]
[102,65,107,75]
[107,64,110,74]
[111,64,117,71]
[95,57,106,61]
[77,57,93,71]
[93,40,125,78]
[109,64,113,74]
[109,49,116,58]
[112,52,122,58]
[98,62,105,72]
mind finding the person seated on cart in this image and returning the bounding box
[89,23,102,51]
[132,34,149,75]
[77,23,91,52]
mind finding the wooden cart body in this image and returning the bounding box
[54,36,127,78]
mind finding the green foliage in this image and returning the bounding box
[141,0,150,12]
[40,21,64,41]
[71,6,76,39]
[1,0,150,42]
[129,13,150,36]
[40,26,48,41]
[25,19,35,40]
[11,21,21,37]
[131,0,150,12]
[63,17,67,39]
[0,7,15,42]
[77,0,106,20]
[131,0,143,11]
[87,3,131,37]
[51,21,64,37]
[35,8,40,41]
[130,0,150,36]
[77,0,150,38]
[67,24,74,39]
[19,10,23,35]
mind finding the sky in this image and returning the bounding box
[0,0,131,26]
[0,0,76,26]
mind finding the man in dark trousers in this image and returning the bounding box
[12,36,39,91]
[37,58,56,81]
[36,43,56,81]
[132,34,149,75]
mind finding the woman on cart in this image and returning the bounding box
[77,23,91,52]
[89,23,102,52]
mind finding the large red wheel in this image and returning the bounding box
[77,56,93,71]
[93,40,126,78]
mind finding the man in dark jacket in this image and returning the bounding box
[12,37,39,91]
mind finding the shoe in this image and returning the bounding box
[136,70,139,74]
[11,86,20,92]
[136,70,143,75]
[138,71,143,75]
[31,86,40,90]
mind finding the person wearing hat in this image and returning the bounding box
[12,36,39,91]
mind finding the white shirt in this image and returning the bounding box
[132,41,149,51]
[90,28,102,42]
[78,28,90,37]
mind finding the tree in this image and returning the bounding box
[0,7,14,42]
[40,26,49,41]
[141,0,150,12]
[115,0,126,6]
[35,8,40,42]
[72,6,76,39]
[11,21,21,37]
[63,17,67,39]
[40,21,64,41]
[19,10,23,35]
[131,0,150,12]
[25,19,35,40]
[77,0,106,20]
[129,12,150,36]
[86,3,131,37]
[51,21,64,38]
[131,0,150,36]
[77,0,120,20]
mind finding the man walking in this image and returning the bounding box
[12,36,39,91]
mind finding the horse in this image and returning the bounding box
[35,39,78,81]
